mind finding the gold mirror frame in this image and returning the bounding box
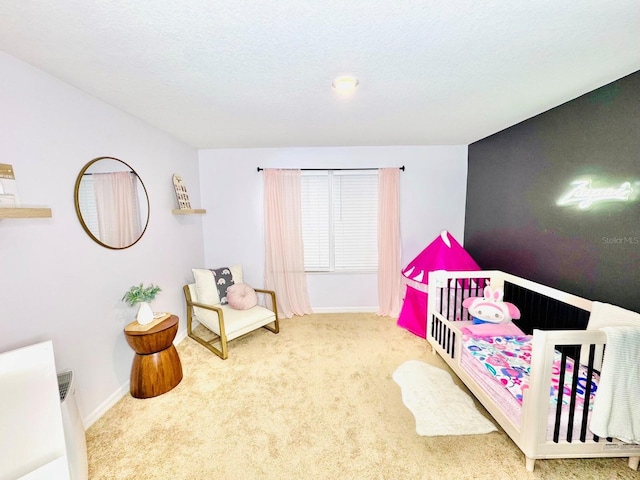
[74,156,150,250]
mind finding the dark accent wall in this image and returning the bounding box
[465,71,640,312]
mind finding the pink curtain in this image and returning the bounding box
[263,169,313,318]
[94,171,142,247]
[377,168,402,317]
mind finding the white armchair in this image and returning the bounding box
[183,265,279,359]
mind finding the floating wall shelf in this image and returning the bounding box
[171,209,206,215]
[0,207,52,219]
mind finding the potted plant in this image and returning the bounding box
[122,283,162,325]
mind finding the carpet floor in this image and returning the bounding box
[86,313,639,479]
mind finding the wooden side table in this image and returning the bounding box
[124,314,183,399]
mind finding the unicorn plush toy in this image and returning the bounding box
[462,286,521,324]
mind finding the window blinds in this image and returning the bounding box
[301,170,378,272]
[77,176,100,238]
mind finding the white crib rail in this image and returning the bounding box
[426,269,640,472]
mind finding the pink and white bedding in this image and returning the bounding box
[461,332,600,439]
[460,322,526,338]
[463,335,533,403]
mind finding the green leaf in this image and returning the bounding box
[122,283,162,307]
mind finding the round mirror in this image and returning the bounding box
[74,157,150,249]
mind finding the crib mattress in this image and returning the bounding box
[460,333,600,441]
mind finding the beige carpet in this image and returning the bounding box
[87,313,638,479]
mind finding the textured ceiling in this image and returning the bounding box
[1,1,639,149]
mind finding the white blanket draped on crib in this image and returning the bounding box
[589,325,640,443]
[587,301,640,331]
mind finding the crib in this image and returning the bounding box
[426,269,640,472]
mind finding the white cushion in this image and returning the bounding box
[196,303,276,341]
[192,264,244,306]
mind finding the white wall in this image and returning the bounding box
[0,52,205,426]
[198,146,468,311]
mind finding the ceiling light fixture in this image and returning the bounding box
[332,75,359,92]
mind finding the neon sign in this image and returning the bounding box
[557,179,633,209]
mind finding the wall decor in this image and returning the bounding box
[557,179,634,209]
[74,157,150,249]
[0,163,20,207]
[172,174,192,210]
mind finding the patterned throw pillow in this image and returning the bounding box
[211,267,234,304]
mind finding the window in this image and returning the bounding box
[301,170,378,272]
[77,175,100,238]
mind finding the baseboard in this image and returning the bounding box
[311,306,378,313]
[175,328,188,344]
[84,328,190,429]
[83,381,130,429]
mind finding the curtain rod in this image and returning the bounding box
[83,171,133,175]
[257,166,405,172]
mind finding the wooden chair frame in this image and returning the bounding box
[183,285,279,360]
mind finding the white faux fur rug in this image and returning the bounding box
[392,360,497,437]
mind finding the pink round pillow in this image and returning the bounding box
[226,283,258,310]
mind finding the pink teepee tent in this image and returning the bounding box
[397,230,481,338]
